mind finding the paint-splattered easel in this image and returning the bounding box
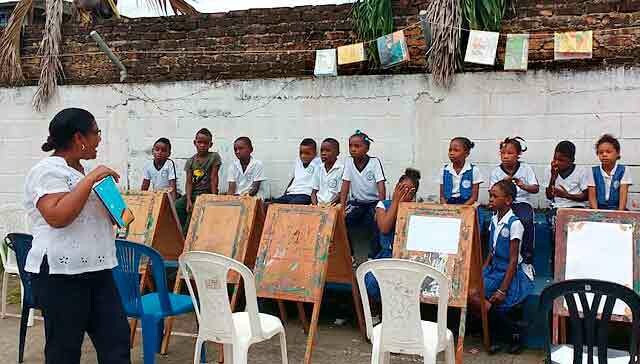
[253,204,366,364]
[393,203,490,364]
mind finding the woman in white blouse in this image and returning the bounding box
[24,108,130,364]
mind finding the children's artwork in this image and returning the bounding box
[376,30,410,68]
[337,43,366,65]
[93,176,134,228]
[314,49,337,77]
[554,31,593,60]
[565,221,633,316]
[464,30,500,65]
[406,215,461,254]
[504,34,529,71]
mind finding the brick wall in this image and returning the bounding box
[3,0,640,87]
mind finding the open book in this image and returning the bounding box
[93,176,135,228]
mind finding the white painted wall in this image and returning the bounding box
[1,68,640,233]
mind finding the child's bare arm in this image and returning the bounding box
[141,179,151,191]
[489,239,519,305]
[619,184,630,210]
[588,186,598,209]
[210,165,220,194]
[185,170,194,210]
[376,181,386,201]
[464,184,480,205]
[248,181,261,197]
[168,180,177,200]
[439,184,446,204]
[228,182,237,195]
[339,180,350,207]
[311,190,319,205]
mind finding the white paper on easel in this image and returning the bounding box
[565,221,633,316]
[406,215,460,254]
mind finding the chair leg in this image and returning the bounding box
[19,283,34,327]
[193,338,203,364]
[141,318,162,364]
[223,344,234,364]
[18,304,29,363]
[445,339,455,364]
[232,344,248,364]
[381,352,390,364]
[279,330,288,364]
[1,271,7,319]
[370,335,382,364]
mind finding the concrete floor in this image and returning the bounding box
[0,273,544,364]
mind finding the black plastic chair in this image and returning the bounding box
[538,279,640,364]
[4,233,37,364]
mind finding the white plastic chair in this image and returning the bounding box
[179,251,288,364]
[356,258,455,364]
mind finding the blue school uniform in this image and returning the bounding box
[592,164,626,210]
[442,164,476,204]
[483,210,534,311]
[365,200,394,300]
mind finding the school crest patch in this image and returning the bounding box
[613,180,620,189]
[461,180,472,189]
[501,227,510,238]
[328,178,339,189]
[307,165,315,174]
[366,171,375,181]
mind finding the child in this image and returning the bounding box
[273,138,321,205]
[365,168,420,301]
[544,141,589,210]
[340,130,386,258]
[440,137,484,205]
[311,138,343,206]
[141,137,178,201]
[489,137,538,265]
[588,134,632,210]
[227,137,266,197]
[175,128,222,231]
[483,180,534,354]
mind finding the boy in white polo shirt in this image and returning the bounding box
[273,138,320,205]
[544,141,589,210]
[228,137,266,197]
[311,138,343,206]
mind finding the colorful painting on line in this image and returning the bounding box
[376,30,410,69]
[464,30,500,66]
[314,49,337,76]
[554,31,593,60]
[337,43,366,65]
[504,34,529,71]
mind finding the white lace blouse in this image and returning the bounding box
[23,157,117,275]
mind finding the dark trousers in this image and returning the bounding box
[272,194,312,205]
[33,261,131,364]
[345,201,380,258]
[175,192,206,233]
[489,306,523,343]
[511,202,535,265]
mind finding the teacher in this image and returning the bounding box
[24,108,130,363]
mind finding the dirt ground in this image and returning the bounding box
[0,272,544,364]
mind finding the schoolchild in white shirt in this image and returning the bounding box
[587,134,632,210]
[227,137,266,197]
[141,137,177,200]
[273,138,320,205]
[311,138,344,206]
[440,137,484,205]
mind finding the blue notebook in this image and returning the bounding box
[93,176,134,228]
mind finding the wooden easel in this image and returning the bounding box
[161,195,265,354]
[552,208,640,344]
[253,204,366,364]
[392,203,490,364]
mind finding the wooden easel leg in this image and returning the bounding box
[297,302,309,334]
[350,277,366,340]
[160,269,185,355]
[559,316,567,343]
[277,300,288,324]
[230,281,243,312]
[455,308,467,364]
[480,300,490,351]
[552,314,559,345]
[304,303,321,364]
[129,319,138,347]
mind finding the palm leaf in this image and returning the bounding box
[144,0,198,15]
[0,0,34,84]
[427,0,462,87]
[33,0,65,111]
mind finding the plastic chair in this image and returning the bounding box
[113,239,194,364]
[356,258,454,364]
[179,251,288,364]
[5,233,38,364]
[538,279,640,364]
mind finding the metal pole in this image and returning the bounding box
[90,30,128,82]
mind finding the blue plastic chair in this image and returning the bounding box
[113,240,194,364]
[4,233,37,364]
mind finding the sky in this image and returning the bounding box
[117,0,354,18]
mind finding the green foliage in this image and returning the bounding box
[463,0,506,31]
[351,0,394,68]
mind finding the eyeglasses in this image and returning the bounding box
[91,129,102,137]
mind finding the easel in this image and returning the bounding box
[392,203,490,364]
[162,195,265,354]
[253,204,366,364]
[122,191,185,351]
[552,208,640,343]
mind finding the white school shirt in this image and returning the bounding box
[489,163,539,205]
[542,165,590,208]
[23,157,118,275]
[438,162,485,198]
[143,159,176,191]
[312,161,344,204]
[342,156,386,202]
[227,158,266,196]
[586,162,633,200]
[286,157,322,195]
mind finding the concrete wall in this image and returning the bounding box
[1,68,640,233]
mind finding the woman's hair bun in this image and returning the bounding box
[41,136,56,152]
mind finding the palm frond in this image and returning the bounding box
[351,0,394,68]
[33,0,65,111]
[426,0,462,87]
[144,0,197,15]
[0,0,34,85]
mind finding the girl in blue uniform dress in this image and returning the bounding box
[588,134,632,210]
[440,137,484,205]
[483,179,534,354]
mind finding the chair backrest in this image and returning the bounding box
[4,233,36,308]
[113,239,172,317]
[0,205,29,274]
[539,279,640,364]
[1,236,18,273]
[356,258,451,355]
[179,251,263,343]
